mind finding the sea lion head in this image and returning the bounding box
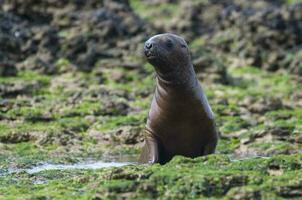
[144,33,191,78]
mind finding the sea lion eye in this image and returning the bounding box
[166,40,173,48]
[181,44,186,48]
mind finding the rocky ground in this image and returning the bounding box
[0,0,301,199]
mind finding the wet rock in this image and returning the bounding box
[24,110,54,123]
[240,96,283,114]
[0,132,34,143]
[107,167,151,180]
[84,115,97,124]
[142,0,177,5]
[201,174,249,196]
[245,127,294,144]
[16,25,60,74]
[0,99,12,113]
[17,55,57,75]
[153,0,231,40]
[2,0,52,23]
[0,81,42,97]
[291,91,302,107]
[192,48,230,84]
[37,129,82,146]
[150,0,283,39]
[88,126,143,148]
[0,9,59,74]
[207,3,302,75]
[0,11,26,72]
[0,0,152,73]
[56,0,151,71]
[105,126,143,145]
[144,0,301,75]
[115,126,143,145]
[276,180,302,198]
[226,187,262,200]
[101,100,130,116]
[138,183,159,198]
[294,135,302,144]
[0,62,17,76]
[235,126,299,157]
[1,0,301,75]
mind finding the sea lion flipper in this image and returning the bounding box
[139,129,159,164]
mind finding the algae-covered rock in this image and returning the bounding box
[0,0,153,73]
[131,0,302,75]
[0,0,301,199]
[226,187,263,200]
[1,154,299,199]
[207,3,302,75]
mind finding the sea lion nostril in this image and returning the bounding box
[145,42,153,49]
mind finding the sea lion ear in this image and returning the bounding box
[181,38,189,48]
[179,39,187,48]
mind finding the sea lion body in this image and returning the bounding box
[140,33,218,164]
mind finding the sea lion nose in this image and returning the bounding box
[144,42,153,50]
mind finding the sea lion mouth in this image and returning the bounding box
[146,55,156,60]
[144,50,157,60]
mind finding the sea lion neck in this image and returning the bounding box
[155,63,197,88]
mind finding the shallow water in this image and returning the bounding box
[0,154,271,176]
[228,153,270,161]
[25,161,133,174]
[1,160,135,176]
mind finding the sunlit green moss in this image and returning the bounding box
[0,154,301,199]
[96,114,146,132]
[287,0,302,4]
[1,40,302,200]
[0,70,51,84]
[129,0,180,24]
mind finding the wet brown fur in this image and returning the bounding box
[140,33,218,164]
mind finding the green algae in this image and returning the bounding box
[1,1,301,199]
[287,0,302,4]
[0,70,51,84]
[1,24,302,200]
[1,64,301,182]
[129,0,180,24]
[1,154,301,199]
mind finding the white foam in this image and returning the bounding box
[6,161,134,175]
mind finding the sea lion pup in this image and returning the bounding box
[139,33,219,164]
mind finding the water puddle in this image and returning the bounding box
[0,154,271,176]
[228,153,270,162]
[14,161,134,174]
[1,160,136,176]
